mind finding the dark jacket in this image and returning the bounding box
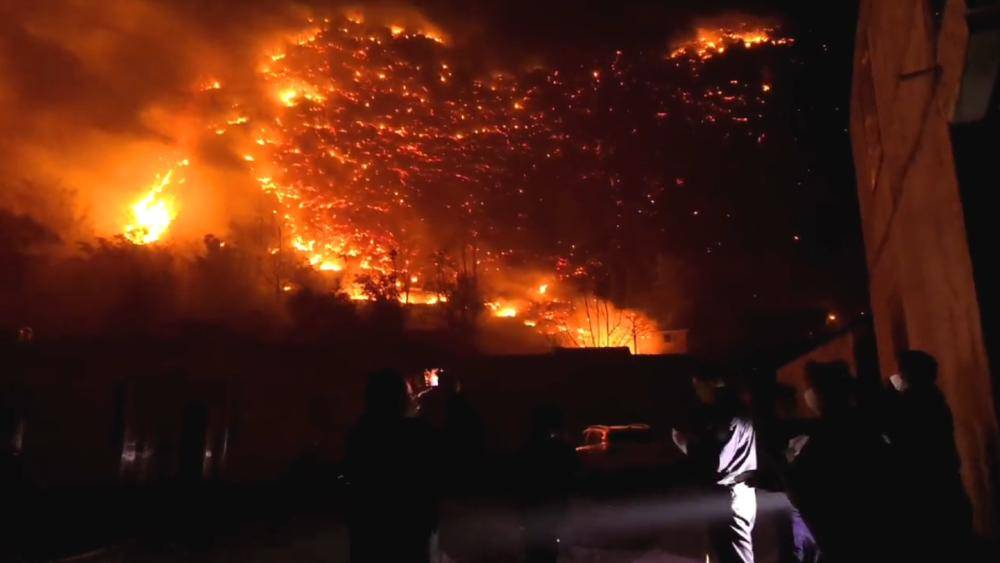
[787,414,898,562]
[345,414,439,562]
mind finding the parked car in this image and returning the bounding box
[576,424,681,474]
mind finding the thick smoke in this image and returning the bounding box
[1,1,305,239]
[0,0,466,247]
[0,1,499,340]
[0,1,316,336]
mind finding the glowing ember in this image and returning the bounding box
[200,79,222,91]
[122,160,187,245]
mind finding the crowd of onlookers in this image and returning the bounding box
[758,351,972,563]
[343,349,974,563]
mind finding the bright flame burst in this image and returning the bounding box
[487,301,519,318]
[123,160,188,245]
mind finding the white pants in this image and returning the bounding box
[708,483,756,563]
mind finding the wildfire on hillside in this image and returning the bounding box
[669,23,793,61]
[4,4,793,354]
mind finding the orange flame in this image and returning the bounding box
[669,25,791,61]
[122,160,188,245]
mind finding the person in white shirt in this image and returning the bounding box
[673,372,757,563]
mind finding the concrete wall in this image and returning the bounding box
[850,0,1000,534]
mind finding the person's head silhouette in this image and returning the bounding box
[436,370,460,395]
[896,350,938,391]
[692,372,728,406]
[804,361,855,417]
[364,369,411,419]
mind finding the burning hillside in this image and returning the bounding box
[1,3,793,354]
[669,22,792,61]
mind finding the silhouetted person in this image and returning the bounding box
[416,371,460,431]
[751,383,819,563]
[886,350,971,556]
[518,405,579,563]
[0,407,23,485]
[786,361,898,563]
[1,406,31,561]
[673,373,757,563]
[417,370,485,489]
[345,370,439,563]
